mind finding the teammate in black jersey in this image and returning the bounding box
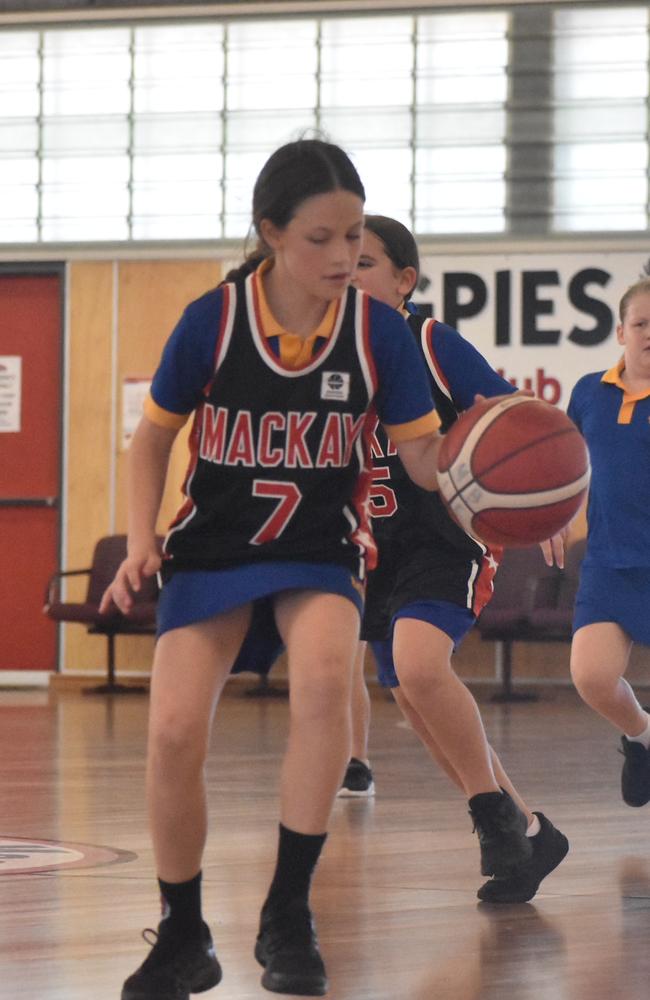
[101,141,444,999]
[353,214,569,904]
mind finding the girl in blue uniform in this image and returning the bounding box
[101,140,442,1000]
[353,215,569,904]
[569,278,650,809]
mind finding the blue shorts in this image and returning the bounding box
[573,563,650,647]
[371,599,476,688]
[157,561,364,638]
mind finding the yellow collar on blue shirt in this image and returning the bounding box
[253,258,337,368]
[601,357,650,423]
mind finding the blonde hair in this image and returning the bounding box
[619,277,650,321]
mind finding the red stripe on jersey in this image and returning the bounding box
[166,406,203,532]
[201,282,234,396]
[422,319,452,394]
[471,546,503,615]
[247,271,282,369]
[360,292,378,395]
[349,404,379,574]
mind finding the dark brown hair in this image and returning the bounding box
[223,139,365,283]
[363,214,420,300]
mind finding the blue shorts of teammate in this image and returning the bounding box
[573,562,650,647]
[157,561,364,642]
[371,599,476,688]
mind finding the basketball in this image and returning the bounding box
[437,395,590,546]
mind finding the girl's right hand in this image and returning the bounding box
[99,545,161,615]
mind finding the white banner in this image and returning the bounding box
[413,250,650,408]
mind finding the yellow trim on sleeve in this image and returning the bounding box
[384,410,440,443]
[144,393,191,430]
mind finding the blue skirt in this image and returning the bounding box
[157,560,364,639]
[573,562,650,646]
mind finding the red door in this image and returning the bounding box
[0,270,62,671]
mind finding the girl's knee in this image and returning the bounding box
[570,658,613,702]
[396,656,449,699]
[291,663,351,722]
[149,715,208,773]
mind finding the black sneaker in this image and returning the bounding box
[477,812,569,903]
[337,758,375,798]
[121,920,222,1000]
[255,900,328,996]
[620,735,650,806]
[468,788,533,877]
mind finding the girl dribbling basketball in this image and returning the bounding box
[101,140,443,999]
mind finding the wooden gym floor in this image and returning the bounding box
[2,680,650,1000]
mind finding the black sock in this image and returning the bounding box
[158,870,203,938]
[263,824,327,913]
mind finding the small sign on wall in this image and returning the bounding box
[122,377,151,450]
[0,356,22,433]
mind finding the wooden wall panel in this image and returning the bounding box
[114,260,221,672]
[64,262,115,672]
[62,258,221,675]
[115,260,221,533]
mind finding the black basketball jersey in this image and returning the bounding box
[163,275,378,578]
[370,313,485,558]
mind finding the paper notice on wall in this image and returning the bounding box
[0,356,21,432]
[122,377,151,449]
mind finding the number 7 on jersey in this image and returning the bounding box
[250,480,303,545]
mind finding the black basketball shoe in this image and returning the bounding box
[337,758,375,797]
[477,812,569,903]
[255,899,328,996]
[121,920,222,1000]
[468,788,533,877]
[620,735,650,807]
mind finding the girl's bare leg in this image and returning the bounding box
[571,622,641,733]
[349,641,372,762]
[392,618,499,799]
[146,604,251,881]
[392,686,534,823]
[275,591,360,832]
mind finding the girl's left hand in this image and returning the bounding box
[539,527,568,568]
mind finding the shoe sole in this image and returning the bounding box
[622,793,650,807]
[260,968,328,996]
[192,966,223,993]
[621,731,650,806]
[121,960,222,1000]
[337,784,375,798]
[477,832,569,903]
[255,941,328,996]
[621,776,650,808]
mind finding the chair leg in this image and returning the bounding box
[83,633,148,695]
[490,640,538,703]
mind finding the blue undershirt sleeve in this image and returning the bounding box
[150,288,223,416]
[431,323,515,409]
[368,299,436,426]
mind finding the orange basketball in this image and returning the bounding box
[437,395,590,547]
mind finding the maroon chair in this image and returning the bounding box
[44,534,159,694]
[526,537,586,636]
[476,545,562,703]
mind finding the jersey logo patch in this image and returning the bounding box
[321,371,350,401]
